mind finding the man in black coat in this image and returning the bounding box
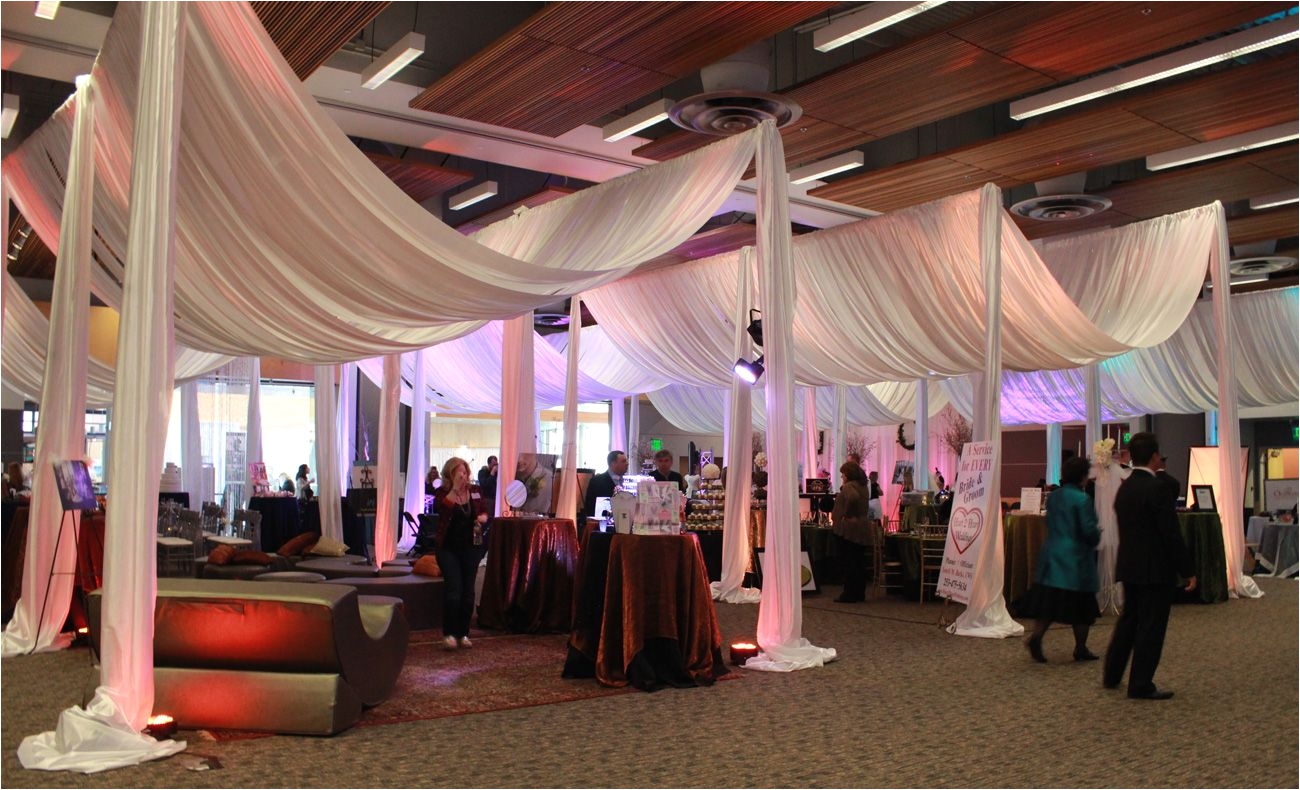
[648,449,686,492]
[1103,432,1197,700]
[582,450,628,522]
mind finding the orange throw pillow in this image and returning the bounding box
[277,532,319,557]
[230,549,275,566]
[412,554,441,578]
[207,544,236,566]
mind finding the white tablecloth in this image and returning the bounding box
[1253,521,1298,578]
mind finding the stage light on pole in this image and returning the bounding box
[745,309,764,347]
[734,356,765,384]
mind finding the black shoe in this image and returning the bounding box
[1073,648,1100,661]
[834,594,864,603]
[1103,681,1120,690]
[1025,637,1046,663]
[1128,688,1175,700]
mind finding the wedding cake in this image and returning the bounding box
[159,463,183,493]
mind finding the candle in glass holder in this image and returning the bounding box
[729,641,759,666]
[145,714,177,740]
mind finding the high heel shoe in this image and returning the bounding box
[1025,636,1046,663]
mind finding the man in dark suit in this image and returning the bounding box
[648,449,686,492]
[1103,432,1197,700]
[582,450,628,522]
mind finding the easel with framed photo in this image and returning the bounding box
[30,460,101,653]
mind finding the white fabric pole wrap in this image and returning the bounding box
[1045,423,1063,486]
[627,394,641,467]
[2,75,94,660]
[180,381,202,503]
[831,385,847,487]
[712,247,758,604]
[336,362,356,487]
[802,388,819,481]
[246,357,263,475]
[19,9,190,770]
[374,354,402,565]
[749,121,835,670]
[1207,205,1258,599]
[401,348,428,550]
[914,379,930,491]
[313,365,343,544]
[1084,363,1102,450]
[948,184,1022,639]
[498,313,534,514]
[609,397,626,453]
[555,299,583,522]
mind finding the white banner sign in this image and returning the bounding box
[1018,487,1042,514]
[1265,479,1298,511]
[936,441,998,604]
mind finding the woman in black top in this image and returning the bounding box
[434,456,488,649]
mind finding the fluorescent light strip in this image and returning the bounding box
[33,1,58,20]
[1146,122,1298,171]
[1,94,18,139]
[360,32,425,90]
[1011,18,1300,120]
[814,1,947,52]
[602,99,673,142]
[1250,188,1299,210]
[788,151,865,184]
[448,180,498,211]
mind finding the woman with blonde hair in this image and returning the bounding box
[432,456,488,650]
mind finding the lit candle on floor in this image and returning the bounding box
[729,641,759,666]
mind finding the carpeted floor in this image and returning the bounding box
[3,576,1297,788]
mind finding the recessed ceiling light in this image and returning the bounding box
[360,32,425,90]
[448,181,498,211]
[813,1,948,52]
[1146,122,1298,171]
[788,151,865,184]
[1249,188,1299,210]
[602,99,673,142]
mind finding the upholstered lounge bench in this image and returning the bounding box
[323,573,444,630]
[87,578,408,735]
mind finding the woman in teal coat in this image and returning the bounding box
[1025,456,1102,663]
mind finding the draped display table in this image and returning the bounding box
[248,496,302,553]
[884,532,924,599]
[158,491,190,508]
[563,532,727,691]
[477,517,578,633]
[1002,511,1229,607]
[745,510,842,585]
[1255,522,1298,577]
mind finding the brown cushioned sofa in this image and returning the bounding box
[87,578,408,735]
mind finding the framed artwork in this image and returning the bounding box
[1191,485,1216,512]
[52,460,97,512]
[891,460,913,486]
[805,478,830,495]
[752,548,818,594]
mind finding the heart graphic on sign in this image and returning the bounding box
[948,507,983,555]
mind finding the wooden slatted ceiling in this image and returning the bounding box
[1226,207,1300,247]
[251,2,389,80]
[408,2,836,137]
[635,2,1289,167]
[813,53,1299,212]
[5,215,55,281]
[363,152,474,204]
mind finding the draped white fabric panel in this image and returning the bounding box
[180,381,202,502]
[313,365,343,543]
[609,397,627,453]
[336,362,357,487]
[374,355,401,565]
[2,4,759,363]
[555,299,582,523]
[245,356,263,471]
[400,349,428,551]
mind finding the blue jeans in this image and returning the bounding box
[435,546,481,638]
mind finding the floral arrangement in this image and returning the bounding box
[1091,437,1116,467]
[896,422,915,451]
[753,452,768,470]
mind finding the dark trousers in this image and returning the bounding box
[1103,582,1175,695]
[835,534,869,600]
[436,546,482,638]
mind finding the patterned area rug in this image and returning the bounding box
[200,630,630,740]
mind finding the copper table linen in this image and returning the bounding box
[477,517,579,633]
[564,532,727,691]
[1003,513,1048,608]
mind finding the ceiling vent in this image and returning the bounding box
[1010,173,1112,221]
[1228,256,1296,276]
[533,312,570,328]
[669,42,801,135]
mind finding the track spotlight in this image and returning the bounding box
[734,355,765,384]
[745,309,763,348]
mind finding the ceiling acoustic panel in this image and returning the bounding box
[252,1,389,80]
[1099,148,1298,220]
[409,2,836,137]
[364,152,474,204]
[1226,207,1300,247]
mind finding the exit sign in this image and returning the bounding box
[1123,431,1131,444]
[650,439,663,451]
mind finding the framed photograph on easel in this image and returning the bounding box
[1191,485,1216,512]
[752,548,819,594]
[52,460,97,512]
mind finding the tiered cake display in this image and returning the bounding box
[687,463,725,530]
[160,462,183,493]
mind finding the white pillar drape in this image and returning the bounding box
[555,299,583,522]
[18,12,191,768]
[336,362,356,488]
[914,379,930,490]
[400,348,428,550]
[373,354,401,565]
[802,388,819,482]
[1084,363,1102,451]
[245,357,263,489]
[313,365,342,543]
[750,121,834,670]
[180,381,202,504]
[498,313,535,514]
[948,184,1022,639]
[1208,206,1258,599]
[2,75,95,660]
[1045,423,1063,486]
[609,396,627,453]
[627,393,641,469]
[830,385,847,488]
[712,247,758,604]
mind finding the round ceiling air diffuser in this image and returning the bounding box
[533,313,570,327]
[1009,194,1113,221]
[1228,256,1296,276]
[669,91,802,136]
